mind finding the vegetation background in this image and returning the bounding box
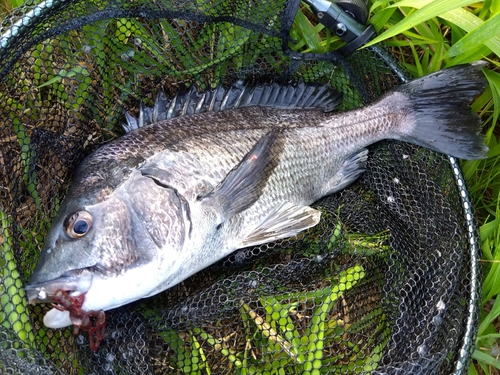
[0,0,498,374]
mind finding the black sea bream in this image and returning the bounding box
[26,62,488,338]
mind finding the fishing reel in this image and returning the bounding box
[303,0,375,55]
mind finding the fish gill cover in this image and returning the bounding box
[0,0,481,374]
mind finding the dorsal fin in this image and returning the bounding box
[123,82,342,132]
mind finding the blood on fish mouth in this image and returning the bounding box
[52,290,106,351]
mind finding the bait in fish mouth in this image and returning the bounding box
[25,62,489,350]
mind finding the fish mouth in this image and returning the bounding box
[25,268,94,305]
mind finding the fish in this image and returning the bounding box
[26,62,488,338]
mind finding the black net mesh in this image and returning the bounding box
[0,0,481,374]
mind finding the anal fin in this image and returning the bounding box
[240,203,321,248]
[323,149,369,196]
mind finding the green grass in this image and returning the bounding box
[144,265,377,374]
[1,0,499,374]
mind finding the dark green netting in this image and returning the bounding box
[0,0,480,374]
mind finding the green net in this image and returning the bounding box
[0,0,480,374]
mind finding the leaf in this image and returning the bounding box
[480,217,500,242]
[478,296,500,336]
[370,7,399,32]
[291,6,326,52]
[446,44,492,66]
[483,68,500,134]
[479,333,500,341]
[468,362,479,375]
[482,253,500,303]
[365,0,500,58]
[491,0,500,14]
[428,4,500,57]
[472,349,500,370]
[37,66,89,88]
[365,0,481,47]
[446,12,500,57]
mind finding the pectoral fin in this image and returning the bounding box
[201,130,284,221]
[240,202,321,247]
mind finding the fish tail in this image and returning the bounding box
[391,61,488,160]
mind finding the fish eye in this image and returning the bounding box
[66,211,93,238]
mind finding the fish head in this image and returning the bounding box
[26,170,190,327]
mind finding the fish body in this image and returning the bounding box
[26,62,488,329]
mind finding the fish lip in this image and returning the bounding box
[25,268,94,305]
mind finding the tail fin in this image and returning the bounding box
[392,61,488,160]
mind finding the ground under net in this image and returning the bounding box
[0,0,481,374]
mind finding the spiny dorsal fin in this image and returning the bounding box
[123,82,342,132]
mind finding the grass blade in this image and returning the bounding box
[0,210,35,347]
[365,0,480,48]
[483,68,500,131]
[446,12,500,58]
[478,296,500,336]
[398,1,500,57]
[480,217,500,242]
[472,349,500,370]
